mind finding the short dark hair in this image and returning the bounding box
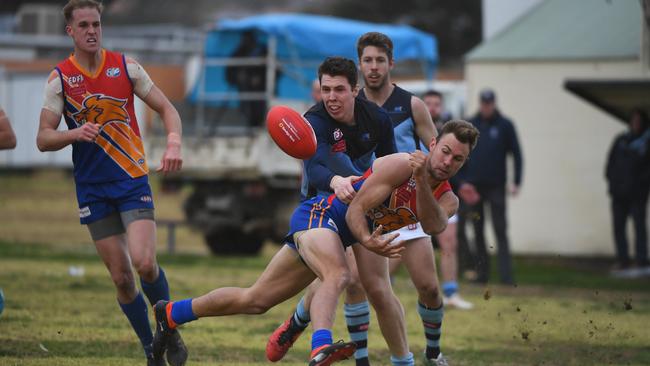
[63,0,103,24]
[357,32,394,61]
[422,90,443,100]
[318,57,358,89]
[440,120,480,150]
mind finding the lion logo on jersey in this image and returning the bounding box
[367,205,417,232]
[72,94,129,128]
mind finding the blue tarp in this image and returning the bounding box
[190,13,438,103]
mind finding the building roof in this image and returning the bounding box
[467,0,642,62]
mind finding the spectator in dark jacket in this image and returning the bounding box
[225,30,276,126]
[457,89,523,285]
[606,109,650,276]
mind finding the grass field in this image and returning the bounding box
[1,170,650,365]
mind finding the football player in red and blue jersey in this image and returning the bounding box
[150,120,478,366]
[36,1,185,365]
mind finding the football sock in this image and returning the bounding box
[417,301,443,360]
[345,301,370,364]
[356,356,371,366]
[390,352,415,366]
[293,296,310,328]
[118,292,153,356]
[140,267,170,306]
[170,298,197,325]
[441,281,458,298]
[311,328,333,353]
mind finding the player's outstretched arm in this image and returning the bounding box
[0,108,16,150]
[346,153,411,258]
[411,96,437,146]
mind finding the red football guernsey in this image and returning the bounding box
[327,167,453,232]
[56,49,148,183]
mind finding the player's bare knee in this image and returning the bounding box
[243,292,273,314]
[133,258,157,281]
[321,268,351,293]
[415,282,440,302]
[336,269,352,291]
[345,276,364,298]
[348,267,361,285]
[111,270,136,293]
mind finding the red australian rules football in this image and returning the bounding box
[266,105,317,159]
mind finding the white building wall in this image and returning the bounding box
[482,0,543,40]
[464,59,649,256]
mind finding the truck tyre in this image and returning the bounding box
[204,226,264,256]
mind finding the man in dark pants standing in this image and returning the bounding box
[606,109,650,277]
[457,89,523,285]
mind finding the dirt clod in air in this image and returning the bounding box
[623,299,632,311]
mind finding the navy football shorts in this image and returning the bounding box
[284,196,356,250]
[76,175,154,225]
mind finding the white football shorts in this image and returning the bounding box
[392,214,458,242]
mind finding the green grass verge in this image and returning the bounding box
[1,240,649,366]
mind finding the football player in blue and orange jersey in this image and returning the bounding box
[36,1,185,365]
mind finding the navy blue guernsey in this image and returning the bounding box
[360,85,422,153]
[301,97,397,199]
